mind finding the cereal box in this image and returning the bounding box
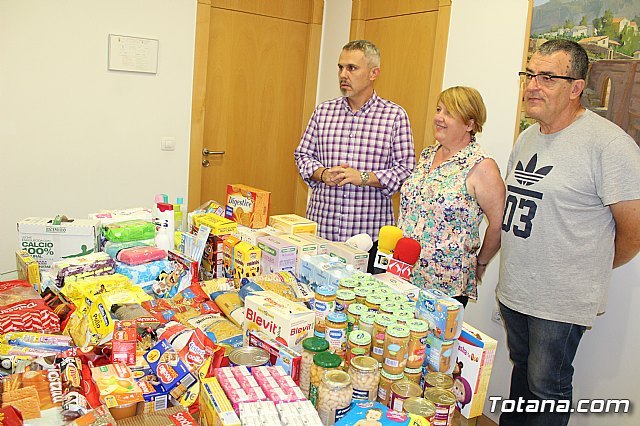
[326,242,369,272]
[143,340,197,400]
[233,241,261,282]
[192,214,237,236]
[234,225,269,246]
[297,233,331,255]
[243,291,314,352]
[222,236,242,280]
[269,214,317,235]
[277,234,318,275]
[256,236,297,274]
[225,184,270,229]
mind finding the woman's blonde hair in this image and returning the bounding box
[437,86,487,135]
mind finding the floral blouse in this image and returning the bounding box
[398,141,488,299]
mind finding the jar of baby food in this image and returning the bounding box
[377,369,404,407]
[406,319,429,369]
[300,337,329,398]
[365,293,385,312]
[371,313,397,364]
[325,312,348,357]
[358,311,377,337]
[383,324,410,375]
[347,303,368,333]
[314,285,336,337]
[335,289,356,314]
[348,355,380,402]
[403,367,423,385]
[346,330,372,368]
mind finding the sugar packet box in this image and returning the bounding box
[243,290,314,352]
[17,216,100,271]
[455,322,497,418]
[416,288,464,341]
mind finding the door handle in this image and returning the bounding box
[202,148,225,156]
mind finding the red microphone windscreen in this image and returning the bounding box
[392,237,421,265]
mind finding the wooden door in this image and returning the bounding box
[350,0,451,214]
[188,0,323,213]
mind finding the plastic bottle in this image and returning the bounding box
[154,202,174,250]
[174,197,184,232]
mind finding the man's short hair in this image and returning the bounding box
[537,39,589,80]
[343,39,381,69]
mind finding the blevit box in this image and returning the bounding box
[243,291,314,352]
[257,235,297,274]
[297,233,331,255]
[326,242,369,272]
[373,272,420,301]
[269,214,317,235]
[17,217,100,271]
[226,184,271,229]
[232,241,261,282]
[276,234,318,275]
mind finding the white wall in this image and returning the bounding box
[443,1,640,425]
[0,0,196,275]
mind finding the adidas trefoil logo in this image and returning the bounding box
[515,154,552,186]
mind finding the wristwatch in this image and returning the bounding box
[360,171,370,186]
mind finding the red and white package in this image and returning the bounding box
[0,280,60,333]
[157,321,217,372]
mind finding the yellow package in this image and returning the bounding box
[225,184,271,229]
[232,241,261,283]
[87,287,152,341]
[16,250,41,292]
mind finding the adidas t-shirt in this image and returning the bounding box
[497,109,640,326]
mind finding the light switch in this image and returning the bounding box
[161,137,176,151]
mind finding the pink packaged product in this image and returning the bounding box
[252,366,305,404]
[216,367,267,413]
[117,246,167,265]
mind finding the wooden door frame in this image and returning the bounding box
[350,0,452,152]
[187,0,324,212]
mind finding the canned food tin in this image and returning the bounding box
[403,397,436,424]
[389,380,423,412]
[228,347,270,370]
[423,371,454,391]
[423,388,456,426]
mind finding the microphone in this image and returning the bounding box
[345,233,374,252]
[373,225,403,271]
[388,237,421,280]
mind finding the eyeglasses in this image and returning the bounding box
[518,71,577,88]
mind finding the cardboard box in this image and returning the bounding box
[232,241,261,282]
[455,323,497,419]
[112,320,137,365]
[200,377,242,426]
[234,225,269,246]
[269,214,317,235]
[15,250,41,292]
[373,272,420,301]
[276,234,318,275]
[297,233,331,255]
[144,339,197,400]
[248,330,302,384]
[225,184,270,229]
[131,366,171,413]
[326,242,369,272]
[117,406,198,426]
[91,363,144,409]
[200,234,227,280]
[257,235,297,274]
[243,291,314,352]
[222,236,242,280]
[17,217,100,271]
[193,214,238,236]
[416,288,464,341]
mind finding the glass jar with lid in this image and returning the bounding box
[377,368,404,407]
[386,293,406,304]
[365,293,385,312]
[309,351,342,407]
[354,286,372,305]
[339,278,359,291]
[347,303,368,333]
[314,285,337,337]
[317,370,353,426]
[403,367,423,385]
[348,355,380,402]
[346,330,372,368]
[380,301,399,315]
[371,313,397,364]
[406,319,428,369]
[358,311,377,337]
[394,309,415,324]
[383,324,410,375]
[300,336,329,398]
[325,311,348,358]
[335,289,356,314]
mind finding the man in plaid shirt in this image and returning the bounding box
[294,40,415,243]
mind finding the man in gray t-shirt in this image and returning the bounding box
[497,40,640,426]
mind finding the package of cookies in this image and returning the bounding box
[0,368,64,423]
[225,184,270,229]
